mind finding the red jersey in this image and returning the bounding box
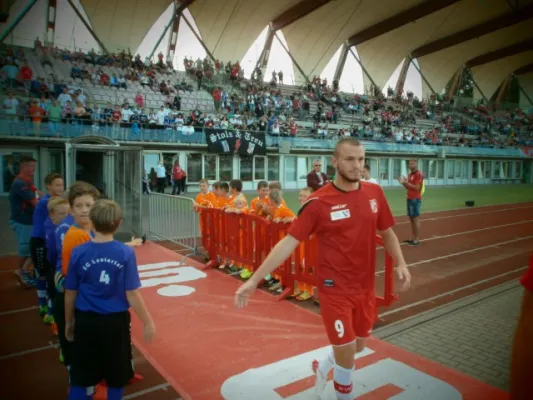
[288,182,395,295]
[407,170,424,200]
[520,253,533,292]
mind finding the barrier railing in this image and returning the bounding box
[148,193,200,255]
[200,208,399,308]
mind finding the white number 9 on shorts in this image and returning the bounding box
[334,320,344,338]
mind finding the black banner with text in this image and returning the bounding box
[204,129,266,156]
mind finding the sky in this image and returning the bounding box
[3,0,423,98]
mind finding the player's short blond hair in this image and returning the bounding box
[199,179,208,185]
[300,186,313,194]
[47,196,69,213]
[333,137,362,157]
[89,199,123,235]
[269,189,283,205]
[269,181,282,190]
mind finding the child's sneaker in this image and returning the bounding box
[50,322,58,336]
[59,350,64,364]
[43,313,54,324]
[14,269,34,288]
[240,269,252,280]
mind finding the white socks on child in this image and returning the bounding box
[333,363,354,400]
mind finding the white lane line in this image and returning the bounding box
[123,383,173,399]
[395,205,533,225]
[0,306,38,316]
[0,342,58,361]
[376,235,533,276]
[378,220,533,250]
[378,266,528,318]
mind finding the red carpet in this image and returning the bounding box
[131,242,508,400]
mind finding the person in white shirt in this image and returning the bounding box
[155,161,167,193]
[3,92,19,117]
[363,164,379,185]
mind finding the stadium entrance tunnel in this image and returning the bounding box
[65,137,144,241]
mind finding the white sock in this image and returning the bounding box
[333,363,354,400]
[319,347,335,377]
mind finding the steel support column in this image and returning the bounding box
[495,75,511,107]
[148,10,174,60]
[518,82,533,106]
[447,67,463,100]
[254,27,275,78]
[181,12,216,62]
[45,0,57,46]
[332,43,349,83]
[348,47,379,95]
[0,0,38,43]
[166,6,181,62]
[273,31,309,84]
[67,0,108,53]
[394,57,411,100]
[472,78,488,103]
[409,56,436,96]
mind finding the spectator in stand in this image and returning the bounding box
[28,100,45,136]
[19,62,33,93]
[3,91,19,119]
[57,88,72,108]
[306,159,328,192]
[2,59,19,88]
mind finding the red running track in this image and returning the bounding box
[0,202,531,399]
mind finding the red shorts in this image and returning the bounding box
[319,291,376,346]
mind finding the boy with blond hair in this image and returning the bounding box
[229,179,247,208]
[64,199,155,400]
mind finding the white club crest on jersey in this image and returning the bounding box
[369,199,378,214]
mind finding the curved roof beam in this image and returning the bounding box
[515,62,533,76]
[466,39,533,68]
[348,0,460,47]
[411,4,533,59]
[271,0,332,31]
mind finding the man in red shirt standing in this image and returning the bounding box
[398,159,423,246]
[510,254,533,399]
[235,138,411,400]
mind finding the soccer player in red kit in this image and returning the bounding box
[510,253,533,400]
[235,138,411,400]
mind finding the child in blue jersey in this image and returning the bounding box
[30,173,64,320]
[64,199,155,400]
[44,197,71,335]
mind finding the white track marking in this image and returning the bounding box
[376,235,533,276]
[377,220,533,249]
[0,342,58,361]
[378,266,528,317]
[0,306,38,316]
[395,205,533,225]
[123,384,173,399]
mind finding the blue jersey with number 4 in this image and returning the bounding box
[64,240,141,314]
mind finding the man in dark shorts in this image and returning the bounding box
[8,156,39,287]
[398,159,423,246]
[235,138,411,400]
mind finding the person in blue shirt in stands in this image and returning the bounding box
[30,173,64,319]
[64,199,155,400]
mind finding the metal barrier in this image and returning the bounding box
[200,208,399,308]
[148,193,200,255]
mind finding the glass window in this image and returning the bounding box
[472,161,478,179]
[49,150,64,175]
[254,156,266,180]
[514,161,522,179]
[267,156,279,181]
[203,155,217,181]
[392,159,402,179]
[298,157,309,180]
[447,160,455,179]
[325,156,335,180]
[454,161,462,178]
[2,152,36,192]
[494,161,500,178]
[429,160,437,179]
[186,154,202,183]
[219,155,233,182]
[284,156,297,182]
[240,156,253,182]
[421,159,429,177]
[484,161,491,178]
[379,158,389,180]
[437,160,444,179]
[501,161,509,178]
[462,160,469,178]
[367,158,378,179]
